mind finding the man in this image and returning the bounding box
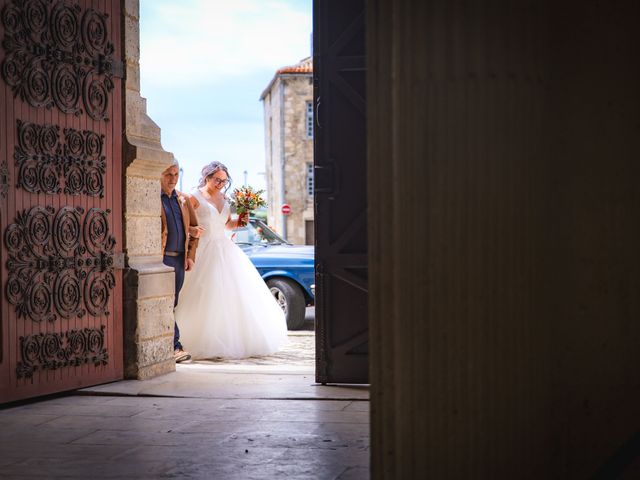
[160,160,203,363]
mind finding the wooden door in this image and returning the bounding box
[313,0,368,384]
[0,0,123,403]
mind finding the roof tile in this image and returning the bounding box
[276,56,312,74]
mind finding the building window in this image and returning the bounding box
[306,101,313,139]
[306,163,314,197]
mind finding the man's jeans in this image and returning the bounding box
[163,253,185,350]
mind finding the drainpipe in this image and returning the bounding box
[279,78,287,240]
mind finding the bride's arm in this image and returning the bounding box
[225,213,248,230]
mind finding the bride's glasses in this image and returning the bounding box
[213,178,229,186]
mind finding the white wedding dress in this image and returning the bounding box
[174,190,288,359]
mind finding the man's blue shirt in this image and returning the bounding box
[161,190,185,253]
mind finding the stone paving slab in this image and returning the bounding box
[0,395,370,479]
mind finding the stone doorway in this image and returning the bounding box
[122,0,320,381]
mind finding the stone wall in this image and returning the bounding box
[122,0,175,379]
[262,75,314,245]
[283,76,314,245]
[262,83,284,235]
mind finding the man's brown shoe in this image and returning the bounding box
[174,349,191,363]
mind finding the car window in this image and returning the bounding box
[231,224,263,244]
[231,219,288,245]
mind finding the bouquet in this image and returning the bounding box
[229,185,267,226]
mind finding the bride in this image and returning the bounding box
[174,161,288,359]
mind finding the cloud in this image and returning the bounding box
[140,0,312,88]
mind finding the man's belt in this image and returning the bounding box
[164,251,184,257]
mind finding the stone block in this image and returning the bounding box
[137,270,175,299]
[124,0,139,20]
[138,117,164,144]
[126,176,161,216]
[124,94,144,138]
[123,4,140,92]
[125,94,162,143]
[135,359,175,380]
[125,58,140,92]
[136,297,175,339]
[138,335,174,368]
[126,216,162,257]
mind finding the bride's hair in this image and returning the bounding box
[198,161,232,192]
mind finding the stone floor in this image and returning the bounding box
[0,323,370,479]
[194,330,315,368]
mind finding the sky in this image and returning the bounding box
[139,0,312,193]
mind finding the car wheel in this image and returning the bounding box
[267,278,306,330]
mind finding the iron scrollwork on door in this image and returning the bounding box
[5,205,115,323]
[16,325,108,378]
[0,159,8,198]
[0,0,120,120]
[15,120,105,196]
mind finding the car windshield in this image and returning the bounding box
[231,218,289,245]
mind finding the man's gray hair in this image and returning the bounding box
[161,157,180,175]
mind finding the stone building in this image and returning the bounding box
[260,57,314,245]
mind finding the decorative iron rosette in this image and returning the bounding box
[16,325,108,378]
[0,0,118,120]
[5,205,116,323]
[14,120,106,196]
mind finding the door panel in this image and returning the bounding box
[314,0,368,384]
[0,0,123,403]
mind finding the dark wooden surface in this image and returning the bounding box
[0,0,123,403]
[313,0,368,384]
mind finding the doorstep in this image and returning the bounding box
[79,363,369,401]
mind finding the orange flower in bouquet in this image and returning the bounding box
[230,186,267,226]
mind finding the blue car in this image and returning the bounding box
[231,218,314,330]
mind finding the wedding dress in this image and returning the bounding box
[174,190,288,359]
